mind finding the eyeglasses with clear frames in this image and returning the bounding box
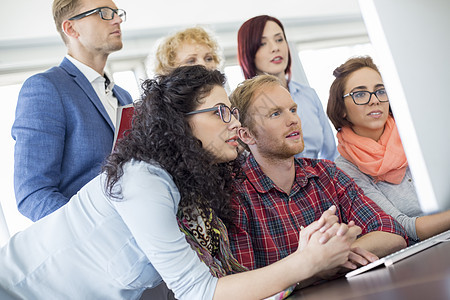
[186,105,240,123]
[68,7,126,22]
[343,88,389,105]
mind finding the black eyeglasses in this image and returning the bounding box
[186,105,240,123]
[69,7,126,22]
[343,88,389,105]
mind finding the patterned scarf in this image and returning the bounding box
[178,206,296,299]
[337,115,408,184]
[177,206,248,277]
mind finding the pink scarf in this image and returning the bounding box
[337,116,408,184]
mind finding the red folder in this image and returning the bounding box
[113,104,134,151]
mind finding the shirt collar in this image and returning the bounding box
[243,154,276,193]
[243,153,319,194]
[65,55,114,89]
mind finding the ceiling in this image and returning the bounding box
[0,0,367,85]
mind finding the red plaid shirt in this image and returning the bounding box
[229,154,407,270]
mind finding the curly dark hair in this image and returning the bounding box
[102,65,239,225]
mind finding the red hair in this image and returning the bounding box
[237,15,292,80]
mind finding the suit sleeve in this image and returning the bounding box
[12,74,69,221]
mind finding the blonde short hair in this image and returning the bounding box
[154,26,222,75]
[230,74,282,132]
[52,0,82,44]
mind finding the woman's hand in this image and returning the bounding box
[298,221,362,274]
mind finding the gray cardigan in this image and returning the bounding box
[335,156,423,243]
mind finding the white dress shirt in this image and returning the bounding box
[66,55,118,128]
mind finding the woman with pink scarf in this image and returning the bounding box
[327,56,450,244]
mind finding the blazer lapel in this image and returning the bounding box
[112,86,133,106]
[60,58,114,131]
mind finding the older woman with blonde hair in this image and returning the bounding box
[153,26,222,75]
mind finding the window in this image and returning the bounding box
[299,43,376,111]
[0,84,33,237]
[113,70,141,101]
[299,43,377,138]
[224,65,245,93]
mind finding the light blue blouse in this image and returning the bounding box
[289,80,338,161]
[336,156,423,243]
[0,161,217,299]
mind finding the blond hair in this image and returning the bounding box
[52,0,82,44]
[230,75,282,132]
[154,26,222,75]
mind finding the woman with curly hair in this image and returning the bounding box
[0,66,360,300]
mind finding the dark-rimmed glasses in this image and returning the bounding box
[343,88,389,105]
[69,7,126,22]
[186,105,240,123]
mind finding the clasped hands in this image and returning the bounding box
[297,205,378,279]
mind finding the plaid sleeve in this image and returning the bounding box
[333,167,408,243]
[228,189,257,270]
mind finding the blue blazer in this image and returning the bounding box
[12,58,133,221]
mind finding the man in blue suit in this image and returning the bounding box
[12,0,133,221]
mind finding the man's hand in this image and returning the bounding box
[299,205,339,250]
